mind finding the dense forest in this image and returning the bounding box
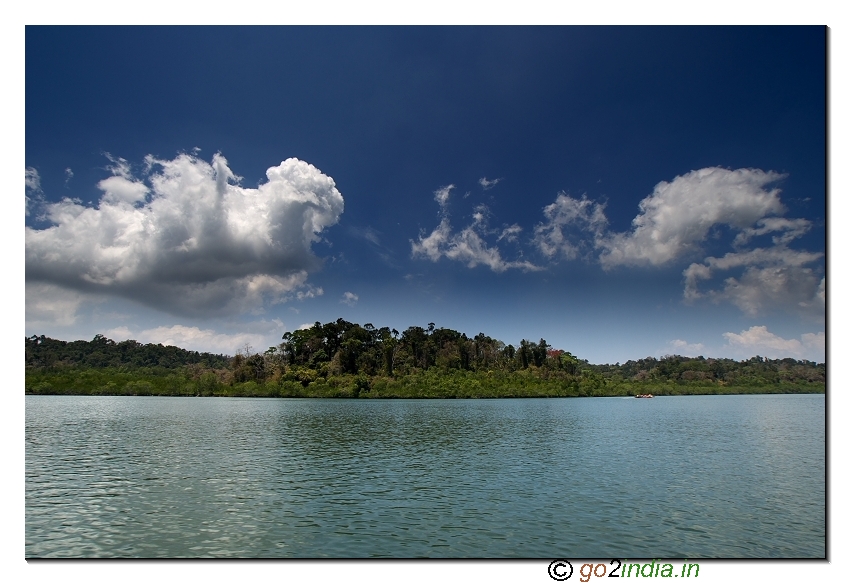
[25,320,825,398]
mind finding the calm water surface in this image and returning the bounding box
[25,394,824,558]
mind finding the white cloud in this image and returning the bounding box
[732,217,812,247]
[533,167,811,272]
[529,167,821,318]
[296,286,324,301]
[724,326,802,354]
[801,331,825,356]
[26,167,43,216]
[533,193,608,260]
[103,152,134,180]
[361,228,380,245]
[64,168,74,185]
[25,282,86,327]
[719,266,822,317]
[341,291,359,306]
[412,218,452,262]
[497,224,523,243]
[413,189,541,272]
[98,175,150,205]
[598,167,786,268]
[412,216,540,273]
[471,204,488,224]
[410,167,822,319]
[665,339,706,357]
[104,322,285,355]
[25,167,41,193]
[443,227,537,272]
[722,325,824,361]
[683,248,824,317]
[479,177,503,190]
[25,153,344,317]
[434,185,454,208]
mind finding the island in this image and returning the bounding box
[26,319,825,399]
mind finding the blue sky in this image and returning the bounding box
[24,25,827,363]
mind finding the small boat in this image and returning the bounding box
[635,394,654,398]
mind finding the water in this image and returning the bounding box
[25,394,825,558]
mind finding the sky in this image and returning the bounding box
[24,25,828,364]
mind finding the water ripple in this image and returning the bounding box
[26,394,824,558]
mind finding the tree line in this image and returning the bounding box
[25,320,825,398]
[26,334,230,370]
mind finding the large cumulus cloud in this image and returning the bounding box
[26,153,344,317]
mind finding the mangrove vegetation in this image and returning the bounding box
[25,320,825,398]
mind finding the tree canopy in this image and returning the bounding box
[25,321,825,398]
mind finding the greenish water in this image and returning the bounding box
[25,394,824,558]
